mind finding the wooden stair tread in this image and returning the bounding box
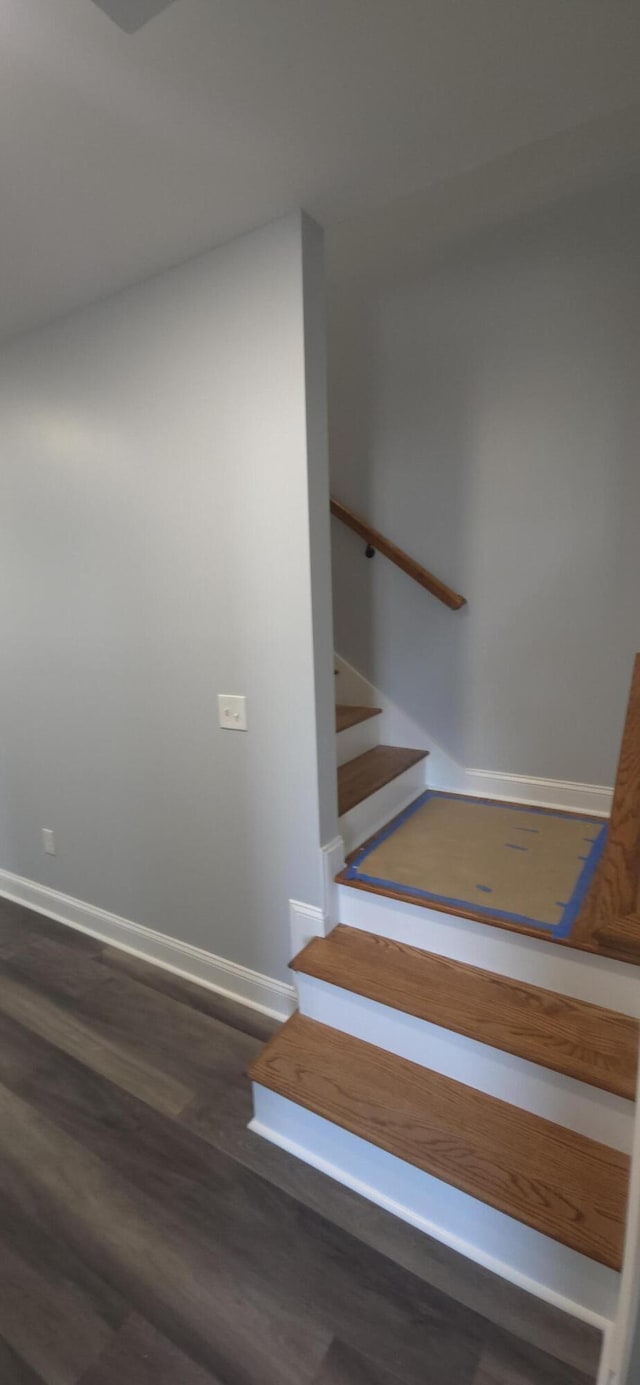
[249,1013,629,1269]
[338,746,428,817]
[335,705,382,734]
[292,926,639,1101]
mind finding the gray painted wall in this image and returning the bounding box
[328,176,640,786]
[302,217,339,849]
[0,212,336,983]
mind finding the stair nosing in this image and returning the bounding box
[338,745,428,818]
[335,704,383,733]
[291,926,639,1102]
[249,1012,629,1270]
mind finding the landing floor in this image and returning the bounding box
[342,792,608,946]
[0,898,601,1384]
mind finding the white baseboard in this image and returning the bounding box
[0,868,295,1021]
[464,769,612,818]
[288,840,346,958]
[289,899,325,959]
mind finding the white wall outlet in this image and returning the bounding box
[42,828,56,856]
[218,694,248,731]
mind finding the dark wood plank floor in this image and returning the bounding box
[0,897,601,1385]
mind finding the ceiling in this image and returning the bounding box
[2,0,640,342]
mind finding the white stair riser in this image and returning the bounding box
[339,762,428,852]
[295,973,633,1152]
[337,885,640,1017]
[336,714,383,766]
[250,1084,618,1328]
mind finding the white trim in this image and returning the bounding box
[339,762,428,852]
[288,899,325,959]
[250,1085,617,1329]
[321,835,345,930]
[333,653,613,817]
[289,838,346,958]
[0,868,295,1022]
[464,768,612,818]
[597,1340,616,1385]
[295,972,634,1152]
[336,714,382,766]
[607,1056,640,1384]
[338,885,640,1015]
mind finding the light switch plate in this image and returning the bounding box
[218,694,248,731]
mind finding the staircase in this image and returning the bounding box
[249,664,640,1382]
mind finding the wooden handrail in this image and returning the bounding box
[330,497,466,611]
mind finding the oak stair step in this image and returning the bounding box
[338,746,428,818]
[335,704,382,734]
[249,1013,629,1269]
[292,925,639,1101]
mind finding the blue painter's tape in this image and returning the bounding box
[344,790,608,940]
[349,789,601,872]
[346,790,433,874]
[552,825,607,939]
[344,866,564,931]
